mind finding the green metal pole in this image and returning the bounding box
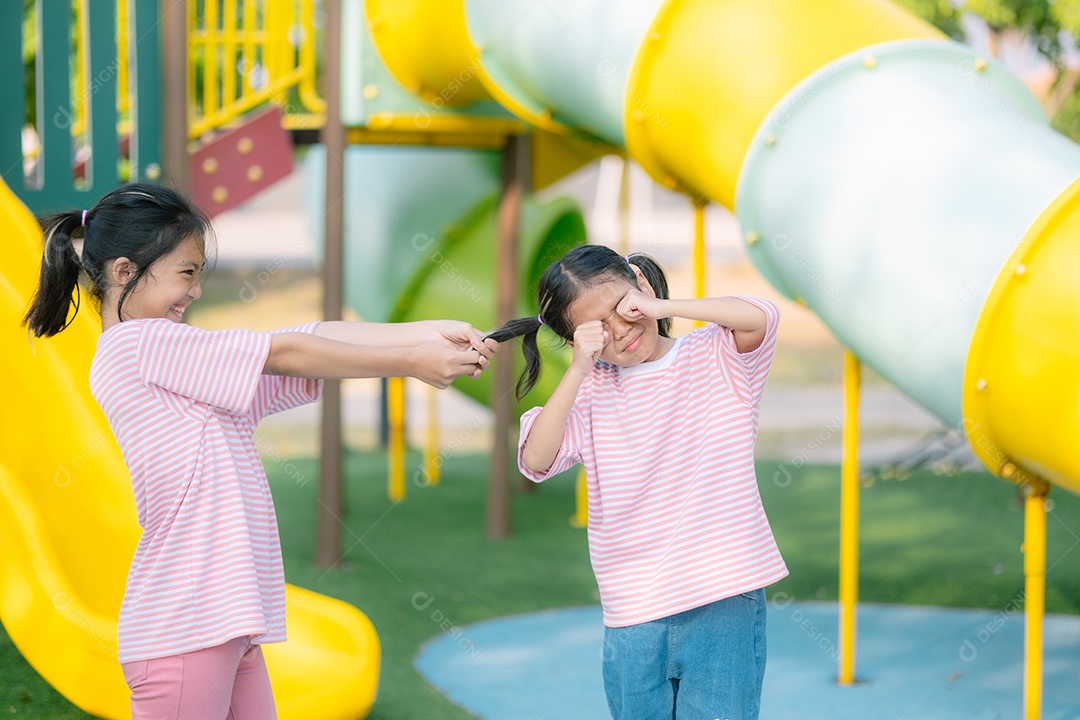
[86,0,118,192]
[132,0,163,181]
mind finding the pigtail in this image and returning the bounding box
[485,316,545,400]
[627,253,672,338]
[485,246,673,401]
[24,211,85,337]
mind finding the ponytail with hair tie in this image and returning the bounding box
[26,211,86,336]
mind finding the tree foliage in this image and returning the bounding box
[900,0,966,39]
[907,0,1080,140]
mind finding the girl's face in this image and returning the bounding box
[119,235,205,322]
[566,276,668,367]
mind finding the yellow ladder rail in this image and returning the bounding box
[297,0,325,114]
[188,0,325,139]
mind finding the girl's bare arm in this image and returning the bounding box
[619,293,769,354]
[264,332,482,389]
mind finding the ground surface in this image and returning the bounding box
[3,457,1078,718]
[417,603,1080,719]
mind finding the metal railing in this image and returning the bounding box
[68,0,133,141]
[187,0,325,138]
[0,0,161,214]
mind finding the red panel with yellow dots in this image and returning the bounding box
[190,106,293,217]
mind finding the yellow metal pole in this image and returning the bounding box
[423,385,441,486]
[1023,478,1049,720]
[204,0,218,118]
[262,0,280,100]
[222,0,238,109]
[618,157,630,256]
[241,0,257,74]
[298,0,326,113]
[117,0,130,120]
[73,0,86,139]
[570,467,588,527]
[693,199,706,328]
[388,377,406,502]
[273,0,296,93]
[186,2,197,131]
[838,350,861,685]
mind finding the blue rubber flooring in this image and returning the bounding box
[414,602,1080,719]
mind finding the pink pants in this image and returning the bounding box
[122,636,276,720]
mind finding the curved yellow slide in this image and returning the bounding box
[0,178,379,719]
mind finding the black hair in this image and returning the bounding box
[486,245,671,399]
[23,182,214,337]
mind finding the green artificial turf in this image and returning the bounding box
[2,455,1079,718]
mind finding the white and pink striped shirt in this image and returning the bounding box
[89,318,321,663]
[519,297,787,627]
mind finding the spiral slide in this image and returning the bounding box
[361,0,1080,494]
[0,176,379,719]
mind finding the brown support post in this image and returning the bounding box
[316,0,345,567]
[488,134,529,539]
[160,0,189,192]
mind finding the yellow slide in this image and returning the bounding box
[0,178,379,719]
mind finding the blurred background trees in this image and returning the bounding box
[909,0,1080,140]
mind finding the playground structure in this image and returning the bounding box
[0,178,381,719]
[1,1,1079,719]
[0,2,380,719]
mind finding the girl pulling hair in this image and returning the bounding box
[24,182,497,719]
[488,244,786,720]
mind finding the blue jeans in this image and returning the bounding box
[602,589,767,720]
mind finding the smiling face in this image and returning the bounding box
[565,276,672,367]
[118,235,205,322]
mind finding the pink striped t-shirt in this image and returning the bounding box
[89,318,321,663]
[518,297,787,627]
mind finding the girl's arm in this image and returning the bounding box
[315,319,496,356]
[618,292,768,354]
[264,332,484,389]
[520,321,608,473]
